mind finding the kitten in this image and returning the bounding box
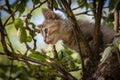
[38,8,115,57]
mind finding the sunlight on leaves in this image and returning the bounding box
[100,46,113,64]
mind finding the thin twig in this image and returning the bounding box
[5,0,14,21]
[54,7,65,12]
[3,1,22,27]
[24,44,29,55]
[0,52,5,55]
[57,0,65,11]
[47,0,53,10]
[115,33,120,37]
[30,50,54,61]
[0,64,16,67]
[75,7,108,16]
[75,10,94,16]
[28,0,48,16]
[1,1,15,52]
[0,17,9,54]
[72,1,86,10]
[52,62,77,80]
[52,45,58,59]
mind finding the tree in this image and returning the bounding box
[0,0,120,80]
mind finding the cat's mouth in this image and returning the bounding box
[44,38,53,44]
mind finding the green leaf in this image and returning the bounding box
[10,0,19,9]
[112,37,120,46]
[18,3,25,14]
[108,0,118,11]
[53,0,58,8]
[40,66,52,72]
[100,46,113,64]
[68,61,76,70]
[118,44,120,51]
[32,0,40,5]
[62,48,73,55]
[14,18,24,29]
[26,36,32,42]
[57,51,63,60]
[17,27,27,43]
[27,14,32,19]
[29,22,35,28]
[29,53,46,61]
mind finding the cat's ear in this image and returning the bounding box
[42,8,55,19]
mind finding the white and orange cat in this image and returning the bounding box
[38,8,115,57]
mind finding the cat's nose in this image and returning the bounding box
[44,39,46,42]
[44,38,52,44]
[44,39,48,44]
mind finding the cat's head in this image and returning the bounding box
[38,8,63,45]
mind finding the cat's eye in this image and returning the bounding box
[41,28,48,37]
[44,28,48,34]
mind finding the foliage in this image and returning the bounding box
[100,37,120,64]
[0,0,120,80]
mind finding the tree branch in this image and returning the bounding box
[0,18,9,54]
[75,7,108,16]
[3,1,22,27]
[47,0,53,10]
[92,1,105,78]
[72,1,86,10]
[93,0,105,57]
[52,63,77,80]
[52,45,58,59]
[27,0,48,17]
[60,0,93,79]
[75,9,94,16]
[114,1,120,33]
[5,0,14,21]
